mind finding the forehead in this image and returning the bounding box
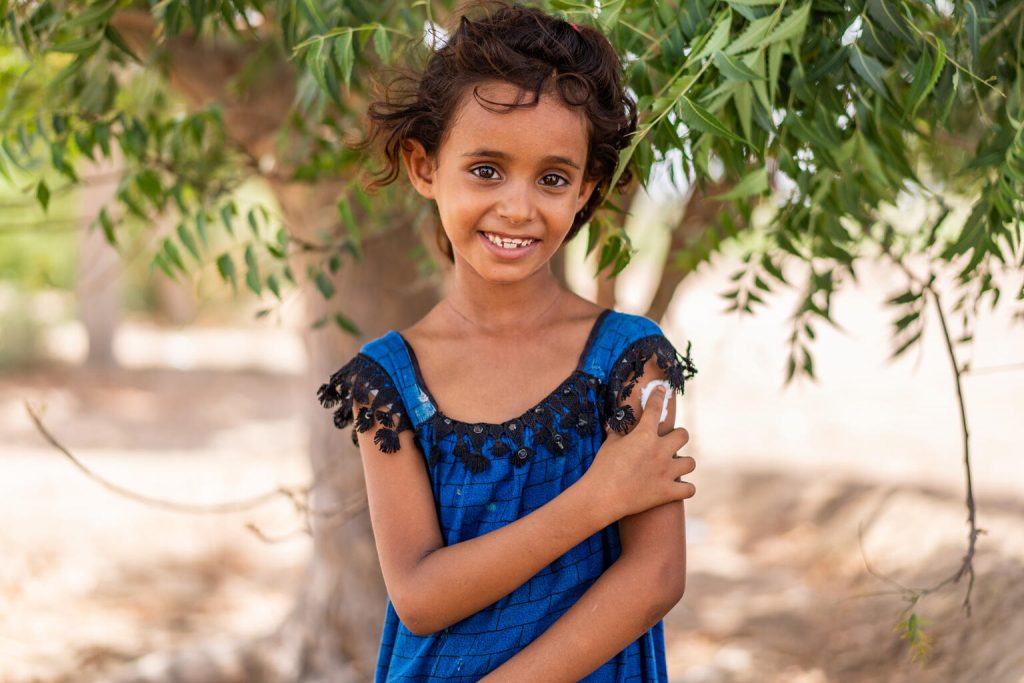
[441,80,589,162]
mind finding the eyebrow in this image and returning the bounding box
[461,148,581,170]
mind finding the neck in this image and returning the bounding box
[446,261,563,336]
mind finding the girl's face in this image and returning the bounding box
[402,80,598,284]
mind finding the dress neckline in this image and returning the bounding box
[395,308,611,428]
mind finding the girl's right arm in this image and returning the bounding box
[354,386,691,636]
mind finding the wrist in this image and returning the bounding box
[574,470,620,529]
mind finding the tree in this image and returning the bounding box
[2,0,1021,677]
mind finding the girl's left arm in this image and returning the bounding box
[481,361,688,682]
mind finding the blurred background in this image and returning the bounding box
[2,1,1023,682]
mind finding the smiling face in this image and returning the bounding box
[401,80,598,284]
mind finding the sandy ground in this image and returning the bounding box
[2,256,1022,682]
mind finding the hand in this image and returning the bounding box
[584,386,695,522]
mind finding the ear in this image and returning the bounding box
[575,176,599,214]
[401,138,437,200]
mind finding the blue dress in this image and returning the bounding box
[317,309,697,682]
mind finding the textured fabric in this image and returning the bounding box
[318,309,697,682]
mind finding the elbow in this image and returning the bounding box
[651,551,687,617]
[389,584,442,636]
[389,565,450,637]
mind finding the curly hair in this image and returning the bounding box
[353,0,638,261]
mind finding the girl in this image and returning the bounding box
[317,3,698,680]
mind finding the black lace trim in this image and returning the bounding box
[424,371,601,474]
[603,335,698,434]
[316,354,413,453]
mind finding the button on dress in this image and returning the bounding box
[317,309,697,682]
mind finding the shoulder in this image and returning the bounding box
[316,330,419,452]
[584,310,670,378]
[594,311,699,433]
[601,309,664,346]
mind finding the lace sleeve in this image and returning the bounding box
[316,354,413,453]
[604,334,697,435]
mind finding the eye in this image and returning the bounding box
[470,165,499,180]
[540,173,570,188]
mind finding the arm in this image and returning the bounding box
[480,358,690,682]
[355,413,620,637]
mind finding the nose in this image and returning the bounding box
[495,178,534,225]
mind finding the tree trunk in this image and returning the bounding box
[76,154,123,369]
[279,182,440,679]
[645,180,731,322]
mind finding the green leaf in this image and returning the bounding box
[866,0,913,42]
[245,268,262,295]
[300,0,327,32]
[725,10,779,55]
[373,25,390,62]
[98,208,116,245]
[965,1,980,70]
[216,253,237,288]
[849,45,889,100]
[36,180,49,211]
[710,167,768,200]
[894,310,920,332]
[714,51,765,81]
[906,39,945,118]
[104,25,141,62]
[247,208,260,237]
[681,96,749,144]
[64,0,117,29]
[692,9,731,64]
[267,274,281,300]
[761,254,785,282]
[338,197,360,241]
[762,0,811,46]
[785,354,796,382]
[314,270,336,299]
[162,238,186,273]
[195,212,208,246]
[334,30,354,92]
[50,32,104,54]
[177,222,200,260]
[220,202,236,235]
[891,329,922,359]
[734,83,754,146]
[153,252,176,280]
[136,169,162,204]
[189,0,207,33]
[333,312,361,335]
[597,235,621,272]
[802,347,815,379]
[597,0,625,33]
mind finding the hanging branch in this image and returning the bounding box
[23,399,369,541]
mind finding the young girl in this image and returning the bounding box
[317,3,698,681]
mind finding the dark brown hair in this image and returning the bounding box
[353,1,638,261]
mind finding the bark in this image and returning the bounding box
[645,180,732,322]
[76,153,123,369]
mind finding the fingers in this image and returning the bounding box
[639,385,667,433]
[672,455,696,499]
[674,480,697,498]
[672,454,696,475]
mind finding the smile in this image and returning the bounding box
[477,231,542,260]
[481,231,538,249]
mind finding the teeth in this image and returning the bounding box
[484,232,536,249]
